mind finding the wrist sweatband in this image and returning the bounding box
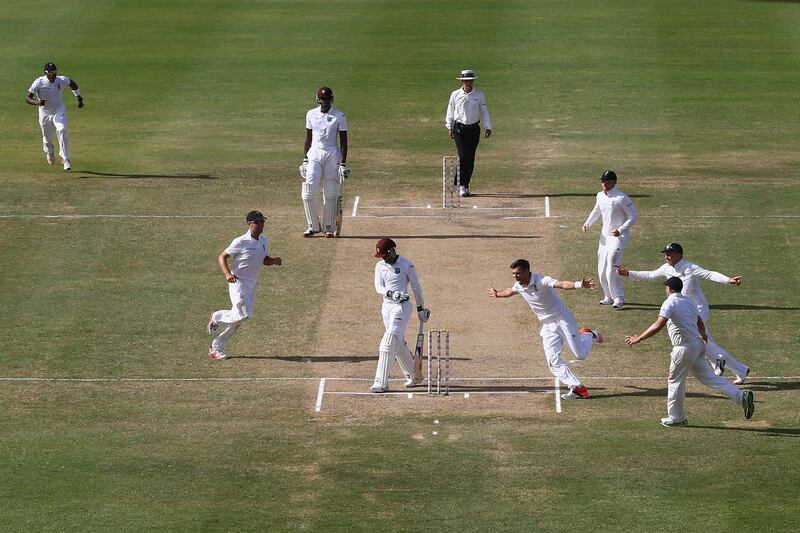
[574,281,582,289]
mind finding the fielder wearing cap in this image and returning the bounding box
[26,61,85,171]
[371,238,430,392]
[300,86,349,238]
[582,169,638,309]
[444,69,492,197]
[488,259,603,400]
[625,277,754,427]
[206,210,282,360]
[616,243,750,384]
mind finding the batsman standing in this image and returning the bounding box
[488,259,603,399]
[26,62,84,171]
[445,69,492,197]
[207,211,282,359]
[583,170,638,309]
[372,238,430,393]
[300,86,349,238]
[625,277,754,427]
[616,242,751,384]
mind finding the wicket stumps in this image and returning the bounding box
[427,330,450,395]
[441,156,461,208]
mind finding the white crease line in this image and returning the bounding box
[326,391,533,396]
[351,196,360,217]
[554,378,562,413]
[314,378,326,412]
[545,196,551,218]
[1,375,796,382]
[356,205,543,211]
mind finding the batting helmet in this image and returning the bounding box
[600,170,617,182]
[374,238,397,258]
[44,62,58,72]
[316,86,334,104]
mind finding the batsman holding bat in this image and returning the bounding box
[371,238,430,393]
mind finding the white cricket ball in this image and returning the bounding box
[427,204,431,208]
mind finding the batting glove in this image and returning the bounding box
[387,290,410,303]
[338,163,350,180]
[299,158,308,179]
[417,307,430,323]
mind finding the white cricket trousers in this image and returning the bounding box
[302,146,341,233]
[667,341,743,422]
[698,308,750,379]
[539,313,594,389]
[210,280,256,351]
[373,300,415,389]
[597,233,629,302]
[39,109,70,161]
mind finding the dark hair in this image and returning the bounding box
[510,259,530,271]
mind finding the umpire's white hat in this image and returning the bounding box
[457,69,477,80]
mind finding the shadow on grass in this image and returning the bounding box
[709,303,800,311]
[77,170,218,179]
[470,192,651,199]
[688,426,800,437]
[336,234,541,240]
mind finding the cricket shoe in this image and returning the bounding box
[370,384,388,393]
[324,232,335,238]
[46,153,55,165]
[612,299,624,310]
[561,385,589,400]
[599,298,613,305]
[62,159,72,171]
[405,376,421,387]
[207,313,218,336]
[579,327,604,344]
[303,228,320,238]
[208,348,227,360]
[741,390,755,419]
[713,358,726,376]
[733,367,750,385]
[660,417,688,428]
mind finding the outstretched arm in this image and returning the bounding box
[625,316,667,346]
[553,277,594,290]
[488,286,516,298]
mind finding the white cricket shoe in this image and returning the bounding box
[612,299,624,310]
[207,314,218,336]
[579,327,604,344]
[46,153,55,165]
[405,376,421,387]
[561,385,589,400]
[713,358,726,376]
[459,186,467,197]
[62,159,72,171]
[660,417,688,427]
[599,298,613,305]
[370,384,388,393]
[734,368,750,386]
[208,348,227,360]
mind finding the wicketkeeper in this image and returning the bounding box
[372,238,430,393]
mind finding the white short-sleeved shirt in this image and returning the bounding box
[29,75,71,115]
[584,188,638,236]
[306,106,347,150]
[374,256,424,307]
[225,231,269,284]
[629,258,730,318]
[445,87,492,130]
[659,292,702,346]
[512,273,567,323]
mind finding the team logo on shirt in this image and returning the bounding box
[394,267,400,274]
[57,83,61,89]
[327,116,333,122]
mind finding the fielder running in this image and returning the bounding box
[207,211,282,360]
[372,238,430,393]
[582,170,638,309]
[616,242,750,384]
[299,86,349,238]
[26,62,84,171]
[625,277,754,427]
[488,259,603,399]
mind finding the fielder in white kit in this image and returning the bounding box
[625,277,754,427]
[616,242,751,384]
[207,211,282,360]
[299,86,349,238]
[583,170,638,309]
[488,259,603,400]
[371,238,430,393]
[26,62,84,171]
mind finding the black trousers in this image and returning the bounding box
[453,122,481,188]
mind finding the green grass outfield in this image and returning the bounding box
[1,0,799,530]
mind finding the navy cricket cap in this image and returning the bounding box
[661,242,683,255]
[246,210,266,223]
[600,170,617,182]
[665,276,683,292]
[44,62,57,72]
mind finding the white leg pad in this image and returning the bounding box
[373,332,397,390]
[301,181,320,231]
[322,179,339,233]
[395,340,415,383]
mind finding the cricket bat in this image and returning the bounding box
[414,319,424,382]
[334,175,345,236]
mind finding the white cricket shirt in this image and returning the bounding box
[29,75,71,115]
[445,87,492,129]
[306,105,348,150]
[225,231,269,284]
[584,188,638,236]
[374,256,425,307]
[628,258,730,316]
[512,273,568,323]
[659,292,702,347]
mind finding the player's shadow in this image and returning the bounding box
[709,303,800,311]
[592,385,736,400]
[688,426,800,437]
[470,192,651,199]
[606,302,662,310]
[337,234,541,240]
[78,171,217,179]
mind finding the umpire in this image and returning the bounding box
[445,69,492,197]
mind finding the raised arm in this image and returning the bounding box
[487,286,516,298]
